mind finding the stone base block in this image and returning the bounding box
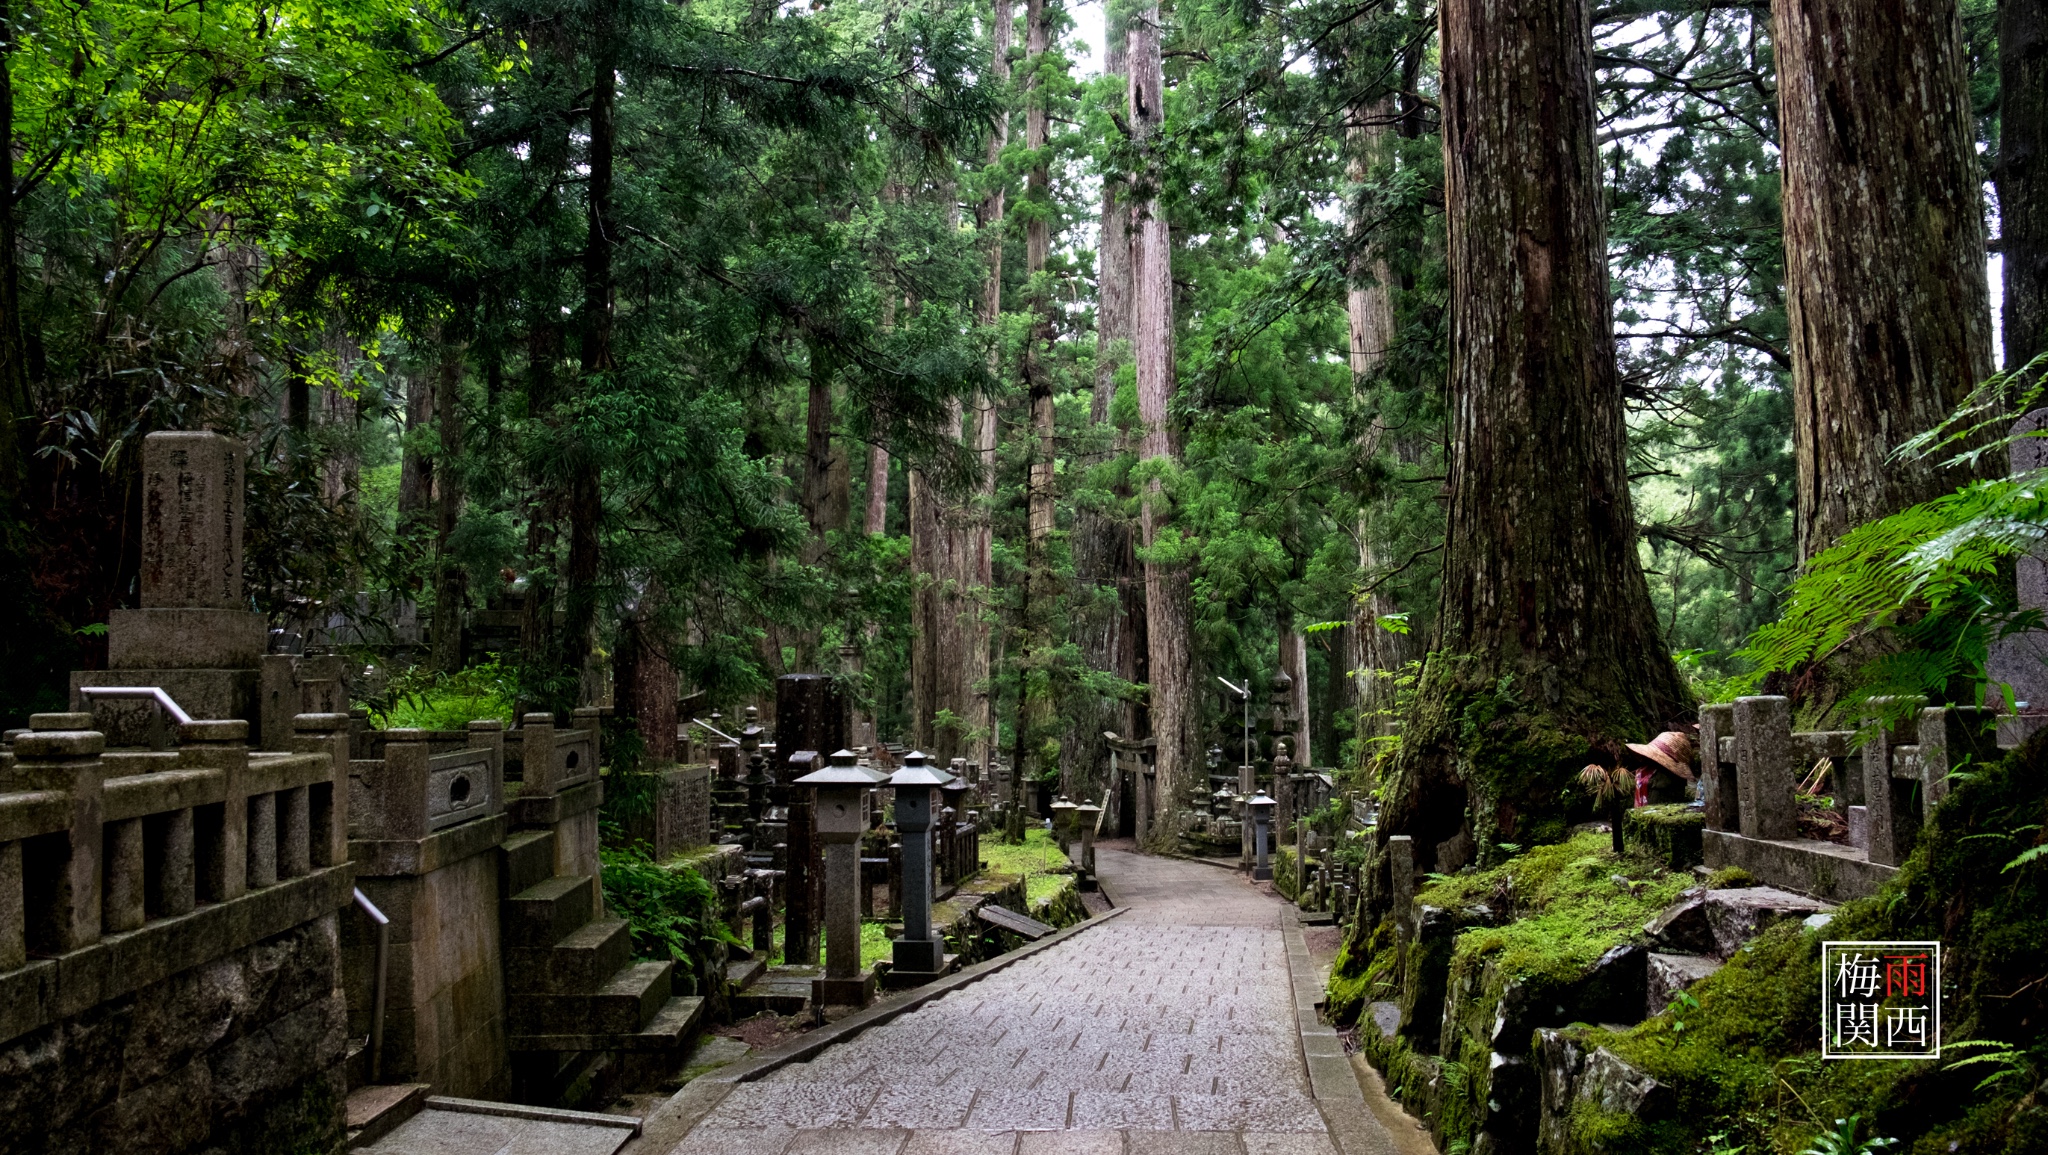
[71,667,261,746]
[811,973,876,1008]
[107,607,266,670]
[891,938,944,975]
[1701,829,1897,902]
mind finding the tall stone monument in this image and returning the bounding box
[73,432,272,745]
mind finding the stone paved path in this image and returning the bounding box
[672,845,1368,1155]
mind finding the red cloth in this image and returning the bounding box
[1633,767,1652,808]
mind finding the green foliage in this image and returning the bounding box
[369,659,518,730]
[597,847,724,979]
[1732,358,2048,721]
[1797,1118,1897,1155]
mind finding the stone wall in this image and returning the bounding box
[0,914,348,1155]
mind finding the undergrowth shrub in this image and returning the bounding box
[598,846,728,986]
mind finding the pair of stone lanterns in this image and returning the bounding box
[793,748,958,1008]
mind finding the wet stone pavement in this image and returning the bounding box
[671,845,1368,1155]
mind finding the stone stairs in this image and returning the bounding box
[499,829,704,1103]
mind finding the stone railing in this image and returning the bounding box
[0,711,353,1045]
[1696,695,2009,898]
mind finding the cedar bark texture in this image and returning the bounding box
[2004,0,2048,368]
[912,2,1011,765]
[1347,94,1419,741]
[1386,0,1687,871]
[1130,3,1199,852]
[1066,17,1142,802]
[1774,0,1996,560]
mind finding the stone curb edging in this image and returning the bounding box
[1285,909,1409,1155]
[625,906,1130,1154]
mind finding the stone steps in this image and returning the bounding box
[502,873,597,949]
[500,829,558,897]
[509,959,673,1036]
[506,917,634,993]
[343,1083,428,1149]
[510,994,706,1054]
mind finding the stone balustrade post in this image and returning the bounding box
[572,705,604,768]
[279,786,311,879]
[147,806,196,918]
[182,718,249,902]
[355,728,431,843]
[521,712,559,797]
[15,718,107,953]
[104,813,145,933]
[292,712,352,866]
[467,719,507,816]
[1916,706,1998,812]
[1698,703,1736,831]
[1388,834,1415,938]
[1732,696,1796,841]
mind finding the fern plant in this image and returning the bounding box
[1734,355,2048,723]
[1797,1116,1897,1155]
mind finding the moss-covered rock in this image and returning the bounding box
[1622,804,1704,871]
[1551,732,2048,1155]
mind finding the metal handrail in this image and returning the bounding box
[690,717,738,744]
[353,888,390,1083]
[78,686,195,750]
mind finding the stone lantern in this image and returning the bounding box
[794,749,888,1006]
[888,751,954,977]
[1073,798,1102,881]
[1050,795,1078,855]
[1247,790,1277,881]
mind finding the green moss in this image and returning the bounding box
[1427,833,1692,987]
[1623,804,1705,871]
[1387,654,1675,858]
[1703,865,1755,889]
[1274,846,1300,899]
[1586,732,2048,1155]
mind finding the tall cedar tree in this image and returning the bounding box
[1381,0,1688,876]
[1775,0,1997,561]
[2004,0,2048,368]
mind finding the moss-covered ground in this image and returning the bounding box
[1553,734,2048,1155]
[983,827,1076,906]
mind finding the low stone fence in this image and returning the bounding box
[1697,695,2021,900]
[0,711,355,1153]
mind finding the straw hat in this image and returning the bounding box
[1626,730,1696,781]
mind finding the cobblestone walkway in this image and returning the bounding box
[673,846,1357,1155]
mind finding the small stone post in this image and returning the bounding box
[1697,703,1737,831]
[1388,834,1415,936]
[795,749,886,1007]
[1074,799,1101,885]
[1732,695,1796,841]
[14,718,107,953]
[181,718,249,902]
[293,712,353,867]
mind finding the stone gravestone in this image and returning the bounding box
[74,432,270,744]
[1989,408,2048,719]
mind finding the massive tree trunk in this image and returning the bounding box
[1347,96,1421,744]
[1384,0,1688,875]
[1130,4,1199,852]
[430,310,469,673]
[865,445,889,535]
[803,339,851,554]
[1012,0,1059,801]
[397,370,435,543]
[564,0,617,703]
[0,0,28,505]
[913,1,1011,762]
[1066,13,1141,804]
[1278,617,1311,769]
[2004,0,2048,369]
[1775,0,1996,560]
